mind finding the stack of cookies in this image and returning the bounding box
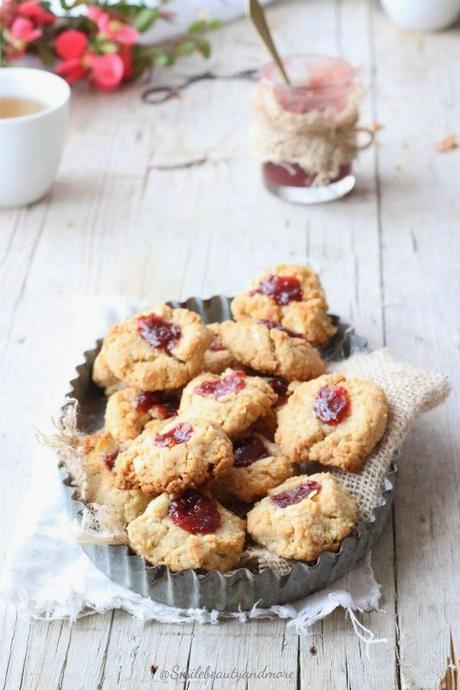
[80,264,389,574]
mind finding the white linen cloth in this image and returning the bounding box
[0,296,384,638]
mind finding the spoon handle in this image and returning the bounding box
[247,0,291,85]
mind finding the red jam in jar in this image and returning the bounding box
[233,435,269,468]
[263,162,352,189]
[194,370,246,399]
[257,56,358,204]
[314,384,351,425]
[252,274,303,305]
[270,480,321,508]
[168,491,221,534]
[137,313,181,354]
[135,391,178,419]
[153,422,193,448]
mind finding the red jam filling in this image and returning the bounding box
[270,480,321,508]
[151,402,178,420]
[233,435,269,468]
[267,377,291,407]
[208,335,225,352]
[194,370,246,399]
[137,313,181,354]
[257,319,303,338]
[168,491,221,534]
[251,274,303,306]
[153,422,193,448]
[135,391,178,419]
[314,384,351,425]
[263,162,352,189]
[102,451,118,471]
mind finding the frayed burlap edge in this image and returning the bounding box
[328,348,450,520]
[38,411,128,547]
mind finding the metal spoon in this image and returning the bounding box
[247,0,291,85]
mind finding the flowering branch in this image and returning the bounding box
[0,0,220,90]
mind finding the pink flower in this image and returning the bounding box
[55,30,89,82]
[87,5,139,46]
[0,0,17,25]
[18,1,55,25]
[54,28,124,90]
[8,16,41,55]
[55,57,87,84]
[87,53,124,90]
[55,29,88,60]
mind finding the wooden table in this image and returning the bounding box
[1,1,459,688]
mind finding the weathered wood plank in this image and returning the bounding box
[0,601,31,690]
[372,6,460,689]
[99,617,195,690]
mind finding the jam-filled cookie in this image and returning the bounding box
[113,418,233,496]
[82,432,150,525]
[275,373,389,472]
[92,334,124,395]
[127,490,246,572]
[247,473,358,561]
[202,322,240,374]
[179,368,277,438]
[102,305,212,391]
[210,433,294,504]
[105,386,180,442]
[218,319,325,381]
[231,264,336,346]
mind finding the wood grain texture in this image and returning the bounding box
[1,1,458,688]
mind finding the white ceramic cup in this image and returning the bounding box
[0,68,70,208]
[380,0,460,31]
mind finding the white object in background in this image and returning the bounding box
[0,68,70,208]
[380,0,460,31]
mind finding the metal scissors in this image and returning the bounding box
[142,68,259,105]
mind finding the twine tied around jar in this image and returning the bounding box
[251,82,375,186]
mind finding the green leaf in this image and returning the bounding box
[188,19,208,34]
[132,7,159,32]
[98,42,118,54]
[195,37,211,58]
[132,44,156,60]
[175,40,197,57]
[36,42,56,66]
[153,50,174,66]
[188,18,221,34]
[92,34,117,53]
[58,0,87,11]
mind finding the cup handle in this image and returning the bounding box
[354,126,376,150]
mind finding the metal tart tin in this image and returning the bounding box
[61,295,396,612]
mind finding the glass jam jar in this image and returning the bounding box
[253,55,361,204]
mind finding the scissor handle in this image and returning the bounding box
[142,85,177,104]
[142,69,258,105]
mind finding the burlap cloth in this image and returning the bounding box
[328,348,449,519]
[251,82,372,185]
[52,347,449,575]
